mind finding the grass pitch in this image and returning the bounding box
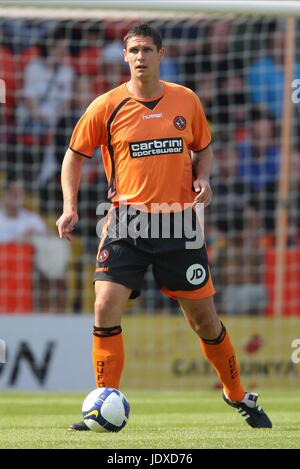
[0,389,299,449]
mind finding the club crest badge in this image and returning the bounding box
[174,115,186,130]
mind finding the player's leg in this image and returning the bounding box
[178,295,272,428]
[69,239,150,431]
[155,243,244,400]
[92,239,150,389]
[178,295,245,402]
[154,244,272,428]
[93,280,131,390]
[69,280,130,432]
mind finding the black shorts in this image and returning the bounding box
[94,207,215,300]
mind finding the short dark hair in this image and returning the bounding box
[123,23,162,51]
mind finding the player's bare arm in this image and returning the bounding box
[191,145,213,208]
[56,148,83,241]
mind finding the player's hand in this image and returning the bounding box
[56,211,78,241]
[192,178,212,208]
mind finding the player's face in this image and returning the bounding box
[124,36,164,80]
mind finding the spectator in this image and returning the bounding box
[160,43,181,83]
[207,143,268,315]
[195,72,214,125]
[96,40,129,93]
[216,236,268,316]
[215,75,248,143]
[0,33,17,125]
[208,143,257,241]
[52,76,106,315]
[197,74,248,144]
[72,23,104,78]
[246,24,300,119]
[16,33,74,187]
[17,35,74,141]
[0,179,47,242]
[17,44,41,77]
[183,21,244,92]
[0,178,70,312]
[39,75,97,215]
[206,145,267,315]
[183,20,246,144]
[0,92,16,177]
[55,75,96,170]
[237,111,280,233]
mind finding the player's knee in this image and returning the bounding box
[95,297,114,315]
[94,296,122,326]
[186,309,220,337]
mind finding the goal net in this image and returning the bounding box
[0,1,299,390]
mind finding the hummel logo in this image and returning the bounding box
[143,112,162,120]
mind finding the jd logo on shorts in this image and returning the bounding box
[186,264,207,286]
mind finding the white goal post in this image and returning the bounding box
[1,0,300,16]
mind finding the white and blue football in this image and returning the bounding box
[82,387,130,432]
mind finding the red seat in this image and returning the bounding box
[264,247,300,316]
[0,244,33,314]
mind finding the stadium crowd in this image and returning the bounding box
[0,17,299,314]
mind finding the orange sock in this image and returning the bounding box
[199,324,245,401]
[92,326,124,389]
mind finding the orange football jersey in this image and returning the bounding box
[69,81,211,209]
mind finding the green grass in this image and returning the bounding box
[0,390,299,449]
